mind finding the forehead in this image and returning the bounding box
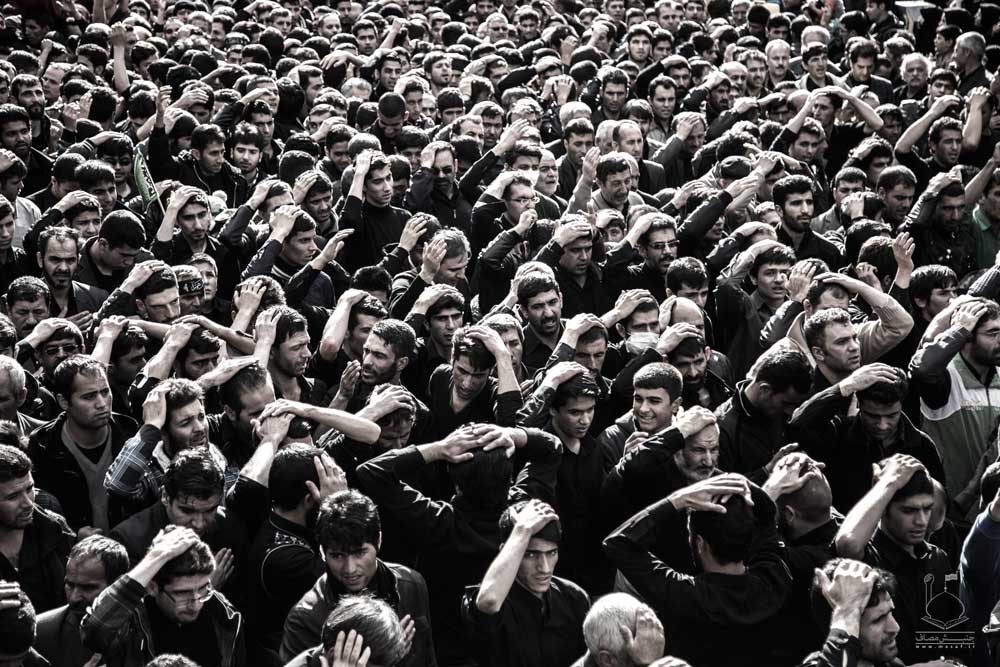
[687,426,719,446]
[67,555,107,579]
[44,239,78,256]
[71,370,107,393]
[169,399,203,421]
[12,296,47,310]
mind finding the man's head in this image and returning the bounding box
[33,319,83,378]
[636,214,679,274]
[362,153,395,208]
[150,527,216,624]
[909,265,957,321]
[810,559,899,663]
[64,535,129,617]
[667,335,711,396]
[361,319,415,386]
[263,306,311,379]
[773,175,815,233]
[804,308,861,377]
[95,211,146,270]
[109,326,148,390]
[161,448,224,537]
[319,596,408,667]
[774,457,833,538]
[876,166,916,225]
[748,348,812,420]
[550,374,599,440]
[0,356,25,422]
[36,226,79,292]
[53,356,112,432]
[857,369,908,444]
[666,257,709,307]
[631,362,682,434]
[688,493,754,569]
[881,460,934,547]
[76,160,118,216]
[450,327,496,402]
[597,152,633,209]
[848,39,878,83]
[316,490,381,593]
[582,593,664,667]
[0,445,33,530]
[958,299,1000,368]
[498,499,561,596]
[136,268,181,324]
[219,363,274,442]
[929,117,963,168]
[934,180,966,230]
[517,274,562,337]
[4,276,50,340]
[190,125,227,176]
[749,245,796,303]
[161,379,209,455]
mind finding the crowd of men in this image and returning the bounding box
[4,0,1000,665]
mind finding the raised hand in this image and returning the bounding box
[668,473,754,513]
[840,363,899,395]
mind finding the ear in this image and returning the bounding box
[223,404,236,423]
[803,299,813,317]
[15,385,26,409]
[394,355,410,373]
[160,487,170,509]
[191,148,202,162]
[913,296,927,310]
[56,392,68,412]
[615,323,626,339]
[595,650,618,667]
[136,300,147,318]
[749,271,758,287]
[811,345,825,362]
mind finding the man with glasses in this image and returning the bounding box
[82,525,247,667]
[403,141,472,233]
[605,213,679,302]
[19,317,83,420]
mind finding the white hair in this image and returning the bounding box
[583,593,646,656]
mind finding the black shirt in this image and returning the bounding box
[461,577,590,667]
[146,597,222,667]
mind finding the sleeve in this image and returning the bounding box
[218,205,255,250]
[402,167,435,213]
[458,152,501,205]
[508,428,563,506]
[908,327,966,410]
[147,126,181,181]
[94,287,139,324]
[80,576,148,655]
[240,238,281,281]
[460,585,503,638]
[103,424,161,504]
[854,293,914,362]
[759,300,805,350]
[795,629,861,667]
[602,498,702,619]
[493,389,524,428]
[355,447,456,549]
[787,385,850,461]
[515,384,555,429]
[677,192,731,255]
[960,509,1000,622]
[389,274,429,321]
[375,244,412,279]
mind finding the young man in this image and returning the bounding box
[28,356,138,533]
[80,526,247,667]
[34,536,130,667]
[97,260,181,326]
[105,378,231,511]
[716,347,813,485]
[516,273,564,375]
[75,210,150,295]
[911,299,1000,518]
[789,364,944,512]
[339,151,412,273]
[835,455,959,664]
[463,500,589,667]
[604,213,678,302]
[31,226,106,330]
[604,474,790,667]
[279,490,435,667]
[0,444,74,613]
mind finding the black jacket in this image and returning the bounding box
[0,507,74,612]
[27,412,138,531]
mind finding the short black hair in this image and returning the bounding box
[316,490,381,552]
[162,448,224,501]
[268,444,322,511]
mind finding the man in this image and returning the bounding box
[339,151,411,273]
[894,96,964,192]
[556,119,595,201]
[911,299,1000,518]
[773,176,843,269]
[257,306,322,404]
[19,318,84,419]
[279,490,435,667]
[604,474,791,667]
[716,347,813,485]
[598,362,680,470]
[283,595,410,667]
[575,593,665,667]
[590,153,644,215]
[842,39,893,104]
[604,213,678,302]
[516,273,565,375]
[764,273,913,385]
[463,499,589,667]
[764,40,793,90]
[789,364,944,512]
[34,535,130,667]
[0,444,74,612]
[28,356,138,533]
[0,104,51,195]
[876,166,917,230]
[423,326,521,441]
[389,228,470,320]
[714,240,796,378]
[591,68,629,126]
[108,449,247,581]
[899,170,977,278]
[105,378,230,511]
[149,89,249,208]
[5,276,51,341]
[98,261,181,326]
[535,218,613,319]
[356,423,562,665]
[35,226,108,323]
[953,31,992,95]
[76,210,150,295]
[403,141,472,234]
[804,559,901,667]
[611,121,665,195]
[835,455,959,664]
[80,526,247,667]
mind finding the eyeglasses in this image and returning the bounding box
[43,343,80,356]
[511,196,539,205]
[162,582,214,605]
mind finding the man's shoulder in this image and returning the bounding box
[385,560,428,589]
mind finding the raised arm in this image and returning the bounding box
[834,455,925,559]
[895,94,961,155]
